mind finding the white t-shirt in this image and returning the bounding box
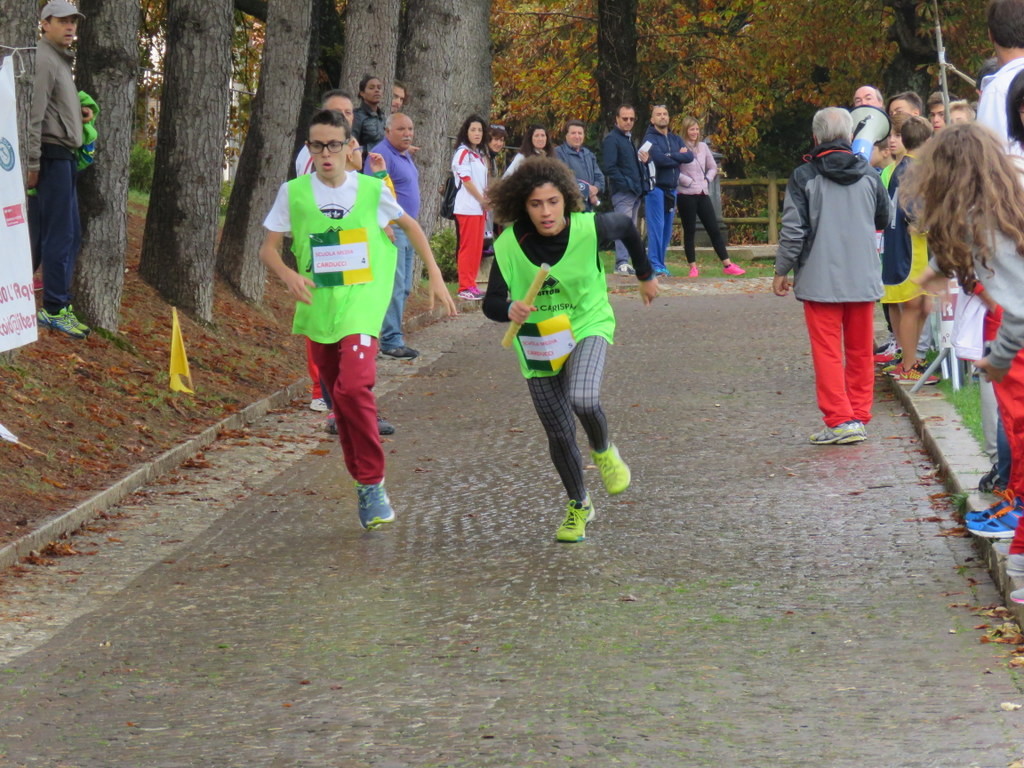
[977,56,1024,157]
[294,145,315,177]
[263,172,403,234]
[450,144,488,216]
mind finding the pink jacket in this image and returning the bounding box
[677,141,718,196]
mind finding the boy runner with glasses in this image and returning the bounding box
[259,109,456,530]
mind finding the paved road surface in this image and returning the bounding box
[0,281,1020,767]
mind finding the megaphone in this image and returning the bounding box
[849,105,891,161]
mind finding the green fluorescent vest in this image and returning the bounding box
[287,173,397,344]
[494,212,615,378]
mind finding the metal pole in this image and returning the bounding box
[933,0,951,123]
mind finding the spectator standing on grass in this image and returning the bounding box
[676,116,744,278]
[600,104,649,276]
[259,110,456,530]
[450,115,490,301]
[773,108,891,445]
[641,105,693,277]
[554,120,605,213]
[28,1,91,340]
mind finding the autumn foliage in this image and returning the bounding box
[492,0,988,170]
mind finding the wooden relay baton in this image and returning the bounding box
[501,263,551,348]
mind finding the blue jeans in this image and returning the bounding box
[28,149,80,314]
[998,413,1012,487]
[610,191,641,268]
[645,187,675,272]
[380,227,415,350]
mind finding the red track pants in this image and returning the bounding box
[803,300,876,427]
[308,334,385,485]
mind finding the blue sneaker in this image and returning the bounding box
[355,481,395,530]
[965,490,1016,523]
[966,502,1022,539]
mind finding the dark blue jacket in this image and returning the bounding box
[600,127,644,197]
[642,125,693,191]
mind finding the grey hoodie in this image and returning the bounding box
[775,140,892,303]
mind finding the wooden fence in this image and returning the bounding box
[719,175,787,245]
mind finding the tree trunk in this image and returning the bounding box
[73,0,140,333]
[595,0,638,130]
[339,0,400,98]
[291,0,343,165]
[883,0,938,98]
[138,0,233,323]
[216,0,312,302]
[399,0,492,241]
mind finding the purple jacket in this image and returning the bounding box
[677,141,718,196]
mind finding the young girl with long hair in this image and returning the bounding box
[482,157,658,542]
[502,124,555,178]
[901,123,1024,580]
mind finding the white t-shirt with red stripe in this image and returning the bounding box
[450,144,488,216]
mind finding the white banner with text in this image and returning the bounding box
[0,56,37,353]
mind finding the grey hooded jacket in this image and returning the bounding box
[774,140,891,303]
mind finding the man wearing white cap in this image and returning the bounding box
[28,1,90,339]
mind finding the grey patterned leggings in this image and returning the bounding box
[526,335,610,503]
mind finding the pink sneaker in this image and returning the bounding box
[688,264,699,278]
[723,263,746,276]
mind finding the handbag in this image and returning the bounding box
[440,174,461,220]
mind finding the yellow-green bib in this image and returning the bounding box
[494,212,615,378]
[287,173,397,343]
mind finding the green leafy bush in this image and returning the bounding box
[430,224,458,282]
[129,143,155,193]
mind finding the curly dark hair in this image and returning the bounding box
[488,156,584,225]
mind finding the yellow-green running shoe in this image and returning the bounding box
[591,443,631,495]
[556,496,594,543]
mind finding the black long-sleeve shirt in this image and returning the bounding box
[482,212,652,322]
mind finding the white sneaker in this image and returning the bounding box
[614,263,636,276]
[309,397,328,412]
[1011,586,1024,605]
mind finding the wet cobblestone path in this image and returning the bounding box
[1,286,1022,767]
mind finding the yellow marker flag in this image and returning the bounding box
[169,307,194,393]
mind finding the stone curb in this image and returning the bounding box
[0,378,311,573]
[886,376,1024,625]
[0,299,468,574]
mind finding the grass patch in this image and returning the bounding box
[936,379,986,449]
[599,247,772,277]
